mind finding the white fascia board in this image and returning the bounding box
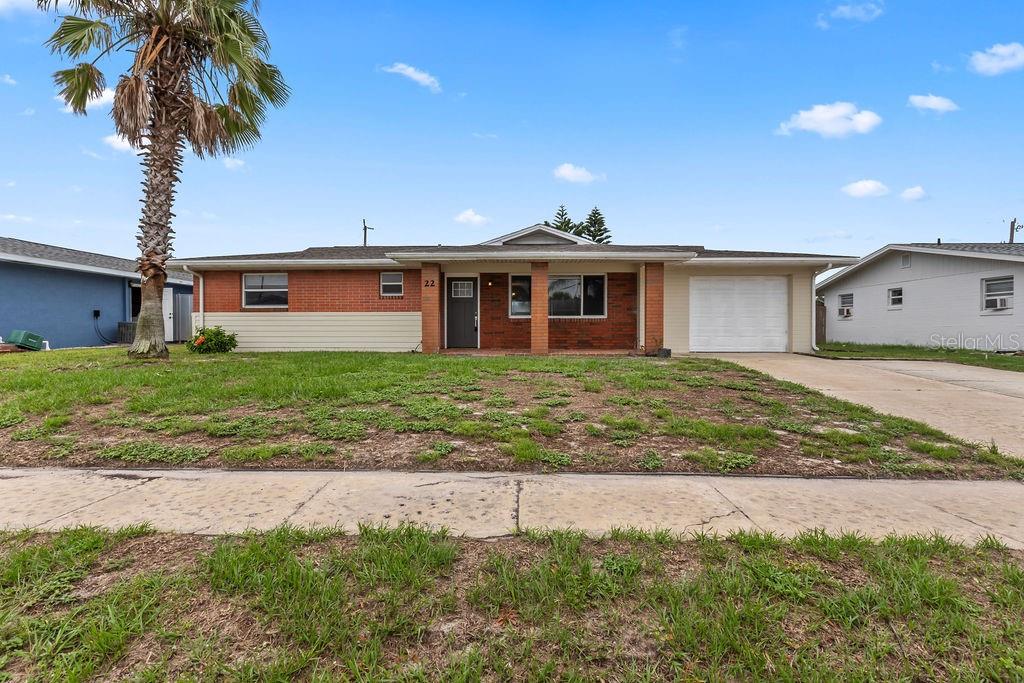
[686,257,859,267]
[386,251,698,261]
[0,251,191,285]
[479,224,596,246]
[169,258,402,269]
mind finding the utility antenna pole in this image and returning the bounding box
[1010,218,1020,244]
[362,219,374,247]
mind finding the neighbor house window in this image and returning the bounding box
[242,273,288,308]
[550,275,606,317]
[838,293,853,318]
[982,276,1014,311]
[510,275,531,317]
[380,272,404,296]
[887,287,903,308]
[900,253,911,269]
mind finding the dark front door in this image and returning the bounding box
[446,277,478,348]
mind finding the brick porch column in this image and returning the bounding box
[644,262,664,352]
[421,263,441,353]
[530,262,549,354]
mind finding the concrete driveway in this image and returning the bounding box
[712,354,1024,458]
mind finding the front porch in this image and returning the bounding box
[419,261,665,354]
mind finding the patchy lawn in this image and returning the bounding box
[1,525,1022,680]
[818,342,1024,373]
[1,348,1021,479]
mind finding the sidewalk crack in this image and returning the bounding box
[928,502,1023,544]
[284,480,331,524]
[709,483,762,530]
[40,475,155,528]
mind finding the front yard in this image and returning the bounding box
[1,348,1021,479]
[818,342,1024,373]
[1,525,1022,680]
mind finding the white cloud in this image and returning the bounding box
[969,42,1024,76]
[1,74,15,86]
[59,87,115,113]
[381,62,442,94]
[668,25,687,50]
[471,132,498,139]
[0,213,32,223]
[908,93,959,113]
[20,107,34,116]
[817,2,883,29]
[0,0,35,15]
[102,134,135,152]
[805,229,854,242]
[831,2,883,22]
[454,208,489,226]
[222,157,245,170]
[900,185,927,201]
[931,60,953,73]
[553,162,605,184]
[776,101,882,138]
[3,180,14,187]
[841,179,889,198]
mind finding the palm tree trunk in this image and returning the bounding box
[128,102,184,359]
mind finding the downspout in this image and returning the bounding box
[182,265,204,330]
[810,263,832,352]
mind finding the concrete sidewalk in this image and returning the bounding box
[2,468,1021,547]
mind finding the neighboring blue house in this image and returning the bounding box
[0,237,193,349]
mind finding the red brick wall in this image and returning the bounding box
[421,264,441,353]
[194,269,420,313]
[479,272,638,350]
[643,262,664,351]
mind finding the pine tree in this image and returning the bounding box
[581,207,611,244]
[544,205,576,234]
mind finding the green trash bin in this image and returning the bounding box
[8,330,44,351]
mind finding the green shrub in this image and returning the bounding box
[186,326,238,354]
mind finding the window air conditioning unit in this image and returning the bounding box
[838,307,852,318]
[992,297,1011,310]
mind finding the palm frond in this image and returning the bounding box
[112,73,150,144]
[53,63,106,114]
[45,15,114,57]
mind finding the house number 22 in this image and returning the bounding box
[424,279,436,287]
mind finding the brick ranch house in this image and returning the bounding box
[171,225,856,354]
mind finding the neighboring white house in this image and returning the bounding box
[817,243,1022,351]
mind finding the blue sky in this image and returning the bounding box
[1,0,1023,260]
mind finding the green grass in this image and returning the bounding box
[1,347,1020,479]
[819,342,1024,372]
[683,447,759,473]
[1,525,1022,680]
[98,441,210,465]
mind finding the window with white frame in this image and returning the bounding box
[982,276,1014,311]
[838,293,853,318]
[900,253,911,269]
[887,287,903,308]
[510,275,531,317]
[242,273,288,308]
[451,280,474,298]
[380,272,404,296]
[507,275,607,317]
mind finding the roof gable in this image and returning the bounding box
[817,242,1024,291]
[479,224,595,246]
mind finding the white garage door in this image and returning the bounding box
[689,276,789,352]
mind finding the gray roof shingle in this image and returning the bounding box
[0,236,190,282]
[899,242,1024,257]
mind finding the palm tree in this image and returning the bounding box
[40,0,288,358]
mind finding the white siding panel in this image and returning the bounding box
[663,267,689,352]
[820,252,1023,350]
[196,312,422,352]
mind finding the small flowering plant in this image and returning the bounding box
[186,326,238,354]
